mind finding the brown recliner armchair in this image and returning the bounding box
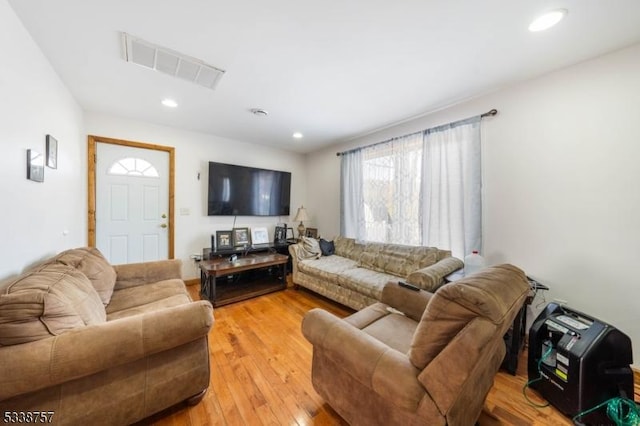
[302,264,529,426]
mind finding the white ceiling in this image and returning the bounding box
[9,0,640,153]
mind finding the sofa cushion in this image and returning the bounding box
[338,267,398,300]
[297,255,359,282]
[334,236,365,261]
[54,247,117,305]
[359,243,439,278]
[361,313,418,354]
[0,264,106,346]
[333,236,354,257]
[106,279,191,320]
[408,264,529,369]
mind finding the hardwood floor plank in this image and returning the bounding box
[144,285,637,425]
[215,345,264,425]
[224,294,328,424]
[209,337,247,424]
[221,366,263,425]
[254,404,282,426]
[233,303,326,417]
[239,356,297,425]
[194,397,226,426]
[236,328,315,425]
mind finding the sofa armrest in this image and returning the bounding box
[418,317,500,418]
[302,309,425,411]
[0,300,213,401]
[288,244,301,281]
[406,257,463,292]
[381,283,433,322]
[113,259,182,289]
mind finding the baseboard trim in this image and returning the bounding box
[184,278,199,286]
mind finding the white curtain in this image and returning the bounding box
[421,117,482,258]
[340,116,482,259]
[340,149,365,238]
[361,133,422,244]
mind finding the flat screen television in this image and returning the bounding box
[207,162,291,216]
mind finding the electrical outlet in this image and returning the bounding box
[190,254,202,262]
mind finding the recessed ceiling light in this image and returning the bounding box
[529,9,567,32]
[292,132,303,139]
[161,98,178,108]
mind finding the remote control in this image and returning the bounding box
[398,281,420,291]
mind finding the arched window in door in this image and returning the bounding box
[107,157,159,177]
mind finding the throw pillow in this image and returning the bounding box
[54,247,117,306]
[296,237,321,260]
[319,239,335,256]
[0,264,106,346]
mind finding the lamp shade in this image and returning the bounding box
[294,206,310,222]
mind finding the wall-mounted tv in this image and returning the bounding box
[207,162,291,216]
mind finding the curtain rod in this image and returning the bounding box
[480,108,498,118]
[336,108,498,156]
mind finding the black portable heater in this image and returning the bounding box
[528,303,634,425]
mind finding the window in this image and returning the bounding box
[108,157,159,177]
[341,117,481,258]
[361,134,422,245]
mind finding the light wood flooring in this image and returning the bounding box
[141,282,639,425]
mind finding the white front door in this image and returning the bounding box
[95,143,170,264]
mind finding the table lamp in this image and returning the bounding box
[293,206,310,240]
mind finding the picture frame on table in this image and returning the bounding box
[46,134,58,169]
[216,230,233,250]
[274,226,287,243]
[251,227,269,245]
[305,227,318,239]
[232,227,250,247]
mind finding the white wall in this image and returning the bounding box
[0,0,85,282]
[84,112,307,279]
[0,0,307,283]
[307,43,640,367]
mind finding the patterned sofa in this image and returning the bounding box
[289,236,463,310]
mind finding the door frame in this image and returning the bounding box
[88,135,175,259]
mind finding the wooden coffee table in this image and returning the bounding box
[199,253,288,307]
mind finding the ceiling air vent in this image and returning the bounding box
[122,33,225,90]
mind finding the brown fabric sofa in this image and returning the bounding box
[0,247,214,425]
[302,264,529,426]
[290,236,463,310]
